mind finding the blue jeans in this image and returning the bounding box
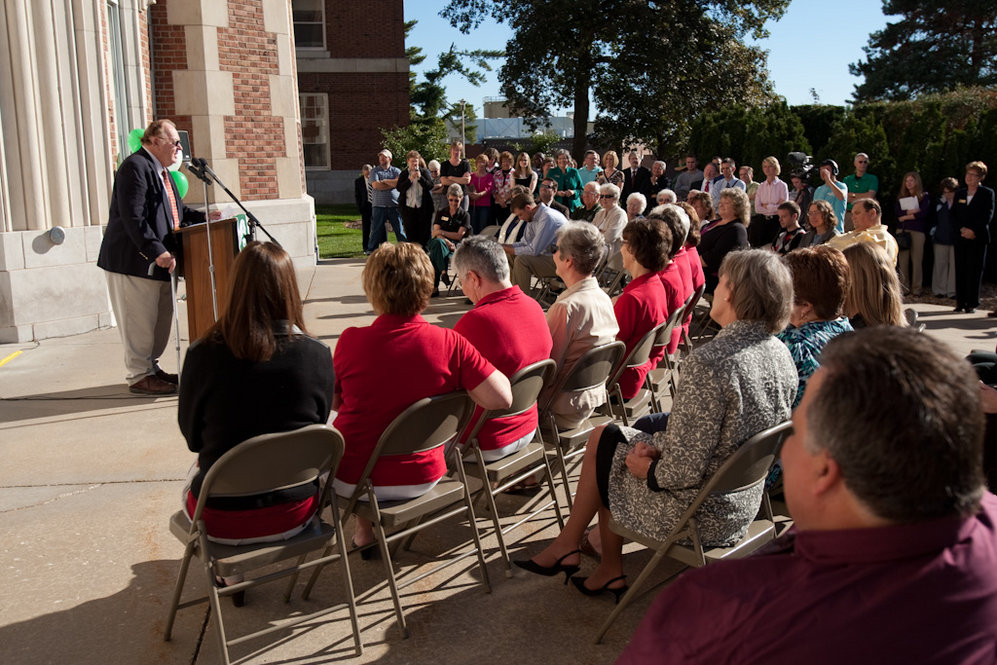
[368,206,407,252]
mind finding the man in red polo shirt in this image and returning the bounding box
[454,235,553,461]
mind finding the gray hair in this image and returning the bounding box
[583,181,601,195]
[378,149,392,159]
[556,221,606,276]
[446,183,464,198]
[427,159,441,171]
[626,192,647,211]
[655,189,677,204]
[452,235,510,283]
[599,182,621,200]
[718,249,792,333]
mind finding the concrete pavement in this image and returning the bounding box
[0,259,993,664]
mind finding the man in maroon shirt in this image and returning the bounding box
[453,236,553,461]
[618,327,997,664]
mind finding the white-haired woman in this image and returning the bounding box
[626,192,647,221]
[592,183,628,268]
[517,249,796,599]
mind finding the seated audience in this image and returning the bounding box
[518,250,796,599]
[332,243,512,549]
[541,222,618,429]
[613,217,672,399]
[777,245,853,407]
[698,187,750,293]
[686,190,714,233]
[572,181,603,222]
[801,199,839,247]
[178,241,335,544]
[770,200,805,255]
[503,190,567,294]
[618,327,997,664]
[538,175,571,216]
[828,198,898,265]
[842,242,905,328]
[626,192,647,221]
[427,184,472,295]
[655,189,677,206]
[496,186,530,244]
[592,183,628,268]
[453,236,553,461]
[650,205,691,354]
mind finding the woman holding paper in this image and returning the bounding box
[894,171,931,295]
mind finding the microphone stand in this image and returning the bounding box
[184,160,219,319]
[190,157,281,247]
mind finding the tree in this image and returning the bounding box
[381,21,498,164]
[850,1,997,103]
[442,0,788,158]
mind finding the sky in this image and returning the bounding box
[405,1,891,117]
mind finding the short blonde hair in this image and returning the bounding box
[762,156,781,175]
[966,161,988,179]
[720,187,751,226]
[718,249,793,333]
[362,243,434,315]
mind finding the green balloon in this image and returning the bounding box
[127,128,143,154]
[170,170,189,198]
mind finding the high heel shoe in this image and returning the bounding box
[351,539,377,561]
[513,549,581,584]
[571,575,628,604]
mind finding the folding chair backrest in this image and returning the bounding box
[560,340,626,393]
[376,391,476,458]
[609,321,666,387]
[653,305,684,348]
[700,421,792,497]
[465,359,555,442]
[683,283,705,325]
[477,224,500,239]
[195,425,344,520]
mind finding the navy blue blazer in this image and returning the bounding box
[97,148,206,281]
[953,184,995,245]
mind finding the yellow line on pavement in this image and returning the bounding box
[0,350,22,368]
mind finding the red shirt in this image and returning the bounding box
[655,263,686,355]
[614,273,670,399]
[454,286,553,450]
[685,245,706,329]
[673,247,695,336]
[333,314,495,486]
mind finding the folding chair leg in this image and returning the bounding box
[200,540,233,665]
[541,453,566,530]
[375,521,409,638]
[594,548,669,644]
[163,540,196,641]
[331,509,364,656]
[474,452,512,575]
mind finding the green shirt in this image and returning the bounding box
[842,173,879,211]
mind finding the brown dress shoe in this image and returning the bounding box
[155,369,179,384]
[129,375,177,395]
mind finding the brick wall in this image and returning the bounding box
[326,0,405,58]
[298,70,409,170]
[148,4,192,145]
[218,0,283,200]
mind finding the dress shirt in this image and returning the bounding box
[512,203,566,256]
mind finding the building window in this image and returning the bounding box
[292,0,325,49]
[300,93,329,169]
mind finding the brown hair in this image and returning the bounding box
[362,242,434,315]
[622,217,671,273]
[206,241,308,362]
[782,246,849,320]
[687,189,714,223]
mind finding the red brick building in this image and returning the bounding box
[294,0,410,203]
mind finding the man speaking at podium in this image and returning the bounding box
[98,119,216,395]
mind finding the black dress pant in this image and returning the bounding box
[954,238,987,309]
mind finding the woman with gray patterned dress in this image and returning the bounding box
[516,249,797,599]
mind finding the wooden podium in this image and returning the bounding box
[175,218,240,341]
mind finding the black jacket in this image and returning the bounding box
[97,149,205,281]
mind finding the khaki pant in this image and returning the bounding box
[105,271,174,384]
[511,253,557,294]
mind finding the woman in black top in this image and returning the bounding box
[426,184,472,295]
[699,188,749,293]
[178,241,334,543]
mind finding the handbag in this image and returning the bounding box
[895,229,912,250]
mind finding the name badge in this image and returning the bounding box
[441,216,450,222]
[957,199,967,204]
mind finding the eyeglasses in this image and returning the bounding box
[161,137,182,147]
[599,194,616,199]
[540,184,556,190]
